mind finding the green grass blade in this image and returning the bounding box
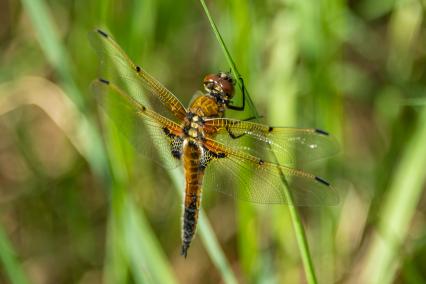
[20,0,109,181]
[20,1,178,283]
[122,195,178,284]
[359,1,425,282]
[199,1,318,283]
[20,0,81,108]
[0,225,29,284]
[199,0,259,119]
[359,109,426,284]
[102,112,178,283]
[197,214,238,284]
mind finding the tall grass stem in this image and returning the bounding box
[199,1,318,283]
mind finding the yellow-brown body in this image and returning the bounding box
[180,138,205,257]
[179,93,224,257]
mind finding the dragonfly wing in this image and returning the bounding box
[89,29,187,122]
[93,79,183,169]
[202,138,338,205]
[204,118,339,167]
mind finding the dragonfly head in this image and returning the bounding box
[203,72,235,103]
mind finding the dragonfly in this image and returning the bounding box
[90,29,339,257]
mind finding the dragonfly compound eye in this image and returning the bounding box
[218,77,234,98]
[203,74,220,92]
[203,73,235,99]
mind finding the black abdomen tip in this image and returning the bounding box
[96,29,108,37]
[315,129,329,136]
[181,243,190,258]
[315,176,330,186]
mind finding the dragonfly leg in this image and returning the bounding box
[227,76,245,111]
[226,127,245,139]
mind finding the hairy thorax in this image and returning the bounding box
[189,95,225,118]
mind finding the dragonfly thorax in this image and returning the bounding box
[189,95,224,118]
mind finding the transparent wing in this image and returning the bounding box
[202,138,338,205]
[89,29,187,122]
[93,78,183,169]
[204,118,339,167]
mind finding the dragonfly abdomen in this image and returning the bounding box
[181,139,205,257]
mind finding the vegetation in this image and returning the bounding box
[0,0,425,283]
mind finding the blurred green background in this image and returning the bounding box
[1,0,426,283]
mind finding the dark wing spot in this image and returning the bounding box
[268,126,274,132]
[162,127,179,138]
[141,105,146,111]
[210,151,226,159]
[98,78,109,84]
[172,149,182,160]
[170,136,183,160]
[315,129,329,136]
[258,159,265,165]
[96,29,108,38]
[200,149,226,169]
[136,65,141,72]
[315,176,330,186]
[163,127,171,136]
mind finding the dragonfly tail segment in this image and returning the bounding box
[181,185,202,258]
[180,141,205,258]
[181,191,199,258]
